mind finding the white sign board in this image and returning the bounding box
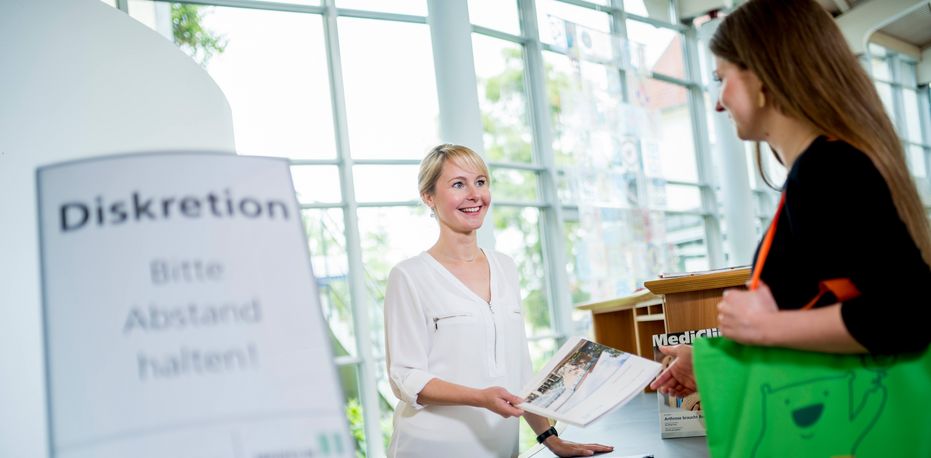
[37,153,353,458]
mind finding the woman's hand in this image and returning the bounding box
[543,437,613,457]
[648,344,696,397]
[718,282,779,345]
[476,386,525,418]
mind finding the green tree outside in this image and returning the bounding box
[171,4,228,66]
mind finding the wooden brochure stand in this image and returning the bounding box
[576,289,666,359]
[576,267,751,356]
[643,267,751,333]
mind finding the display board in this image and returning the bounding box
[37,153,352,458]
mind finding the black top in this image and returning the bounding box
[754,136,931,354]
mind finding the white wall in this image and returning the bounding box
[0,1,234,455]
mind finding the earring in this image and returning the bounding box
[757,92,766,108]
[429,207,435,218]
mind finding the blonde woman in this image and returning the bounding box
[384,144,612,457]
[652,0,931,397]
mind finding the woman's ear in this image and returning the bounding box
[421,192,434,210]
[748,71,767,108]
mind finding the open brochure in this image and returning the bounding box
[517,337,662,427]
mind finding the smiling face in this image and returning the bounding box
[713,57,768,141]
[422,159,490,235]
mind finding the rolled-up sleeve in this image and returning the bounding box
[384,266,438,409]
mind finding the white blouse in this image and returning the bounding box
[384,250,533,458]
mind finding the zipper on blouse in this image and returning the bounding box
[488,302,497,368]
[433,313,471,331]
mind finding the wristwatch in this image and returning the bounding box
[536,426,558,444]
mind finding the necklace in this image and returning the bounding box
[433,249,481,263]
[447,253,479,263]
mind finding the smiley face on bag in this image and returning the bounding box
[751,372,886,458]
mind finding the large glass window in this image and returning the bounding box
[129,3,338,159]
[643,77,698,183]
[493,206,552,334]
[468,0,520,35]
[543,8,709,302]
[868,44,931,186]
[304,208,356,356]
[472,34,534,163]
[625,0,675,23]
[339,18,439,159]
[336,0,425,16]
[293,166,343,203]
[626,21,686,80]
[352,165,420,202]
[536,0,611,48]
[117,1,732,455]
[357,206,435,354]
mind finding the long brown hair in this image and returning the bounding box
[710,0,931,267]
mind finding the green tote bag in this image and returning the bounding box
[693,337,931,457]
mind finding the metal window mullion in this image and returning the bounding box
[356,201,421,208]
[335,8,426,24]
[890,54,910,143]
[684,25,724,268]
[335,356,363,366]
[322,2,384,457]
[554,0,687,32]
[300,202,346,210]
[609,0,630,104]
[901,139,931,148]
[558,203,708,217]
[168,0,325,14]
[625,13,687,32]
[519,0,574,342]
[488,161,547,172]
[493,199,549,208]
[665,179,708,188]
[538,44,617,66]
[555,0,617,13]
[352,159,421,166]
[649,71,699,88]
[669,0,678,24]
[919,86,931,179]
[116,0,128,12]
[290,158,341,166]
[665,209,712,217]
[471,25,526,44]
[527,333,565,342]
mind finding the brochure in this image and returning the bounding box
[658,265,750,279]
[652,329,718,438]
[517,336,662,427]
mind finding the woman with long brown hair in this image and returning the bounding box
[652,0,931,397]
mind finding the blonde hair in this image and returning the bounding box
[418,144,490,197]
[711,0,931,267]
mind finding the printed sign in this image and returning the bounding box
[37,153,352,458]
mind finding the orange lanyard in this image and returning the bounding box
[748,192,860,309]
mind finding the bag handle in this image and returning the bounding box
[748,192,861,309]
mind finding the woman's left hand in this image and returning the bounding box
[544,437,613,457]
[717,281,779,345]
